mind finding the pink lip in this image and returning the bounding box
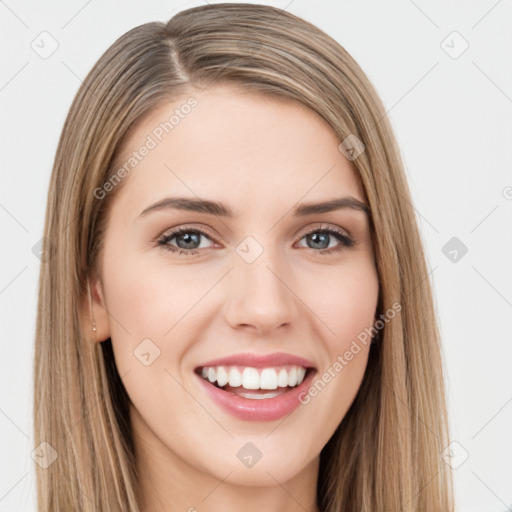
[195,351,316,370]
[194,367,318,422]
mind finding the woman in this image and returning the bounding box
[33,3,455,511]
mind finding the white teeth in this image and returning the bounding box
[242,367,260,389]
[216,366,229,387]
[198,364,309,389]
[228,367,242,387]
[260,368,278,390]
[288,366,298,386]
[277,368,288,387]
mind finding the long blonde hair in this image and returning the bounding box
[34,3,454,510]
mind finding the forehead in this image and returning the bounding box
[111,86,365,218]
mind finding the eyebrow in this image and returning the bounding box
[137,195,370,219]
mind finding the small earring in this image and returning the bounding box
[87,281,97,334]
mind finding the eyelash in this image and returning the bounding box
[156,224,355,257]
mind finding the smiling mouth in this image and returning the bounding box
[194,364,315,399]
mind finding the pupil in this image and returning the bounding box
[177,232,199,249]
[308,232,329,249]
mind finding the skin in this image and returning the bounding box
[87,85,379,512]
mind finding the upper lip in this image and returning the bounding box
[195,352,316,370]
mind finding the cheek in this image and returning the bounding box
[305,257,379,349]
[100,250,196,430]
[295,264,378,439]
[102,247,203,336]
[100,245,219,390]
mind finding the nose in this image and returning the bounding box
[223,245,301,336]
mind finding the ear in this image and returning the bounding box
[84,276,111,343]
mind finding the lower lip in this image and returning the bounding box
[195,369,317,421]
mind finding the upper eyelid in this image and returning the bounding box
[158,225,218,243]
[157,223,352,245]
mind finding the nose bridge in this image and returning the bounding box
[225,235,299,332]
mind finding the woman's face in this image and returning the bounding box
[90,85,379,498]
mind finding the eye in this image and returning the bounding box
[296,224,355,255]
[156,224,355,256]
[156,226,216,256]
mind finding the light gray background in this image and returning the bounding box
[1,1,511,511]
